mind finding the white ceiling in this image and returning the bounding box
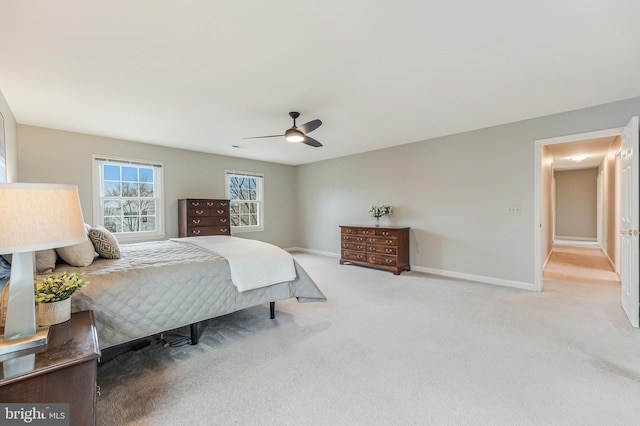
[1,1,640,166]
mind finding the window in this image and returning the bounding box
[92,155,165,242]
[225,170,264,232]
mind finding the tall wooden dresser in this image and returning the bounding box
[178,199,231,237]
[339,225,410,275]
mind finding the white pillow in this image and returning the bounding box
[56,240,96,267]
[55,223,95,267]
[89,226,121,259]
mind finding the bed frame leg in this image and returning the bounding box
[190,323,199,345]
[270,301,275,319]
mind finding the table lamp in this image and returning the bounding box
[0,183,87,355]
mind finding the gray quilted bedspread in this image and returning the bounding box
[56,240,326,349]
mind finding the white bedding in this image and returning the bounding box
[171,236,297,292]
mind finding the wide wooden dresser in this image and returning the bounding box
[178,198,231,237]
[339,225,410,275]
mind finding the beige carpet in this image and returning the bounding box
[543,244,619,286]
[95,251,640,425]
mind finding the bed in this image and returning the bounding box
[43,236,327,350]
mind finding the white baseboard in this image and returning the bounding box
[410,265,537,292]
[288,247,536,291]
[286,247,340,258]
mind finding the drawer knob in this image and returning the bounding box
[386,249,392,253]
[195,210,204,215]
[386,259,393,264]
[383,232,389,236]
[217,210,224,214]
[220,218,227,222]
[221,228,228,232]
[192,230,201,235]
[220,202,228,206]
[206,202,214,206]
[192,219,201,224]
[191,202,200,206]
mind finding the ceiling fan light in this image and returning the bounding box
[285,129,304,143]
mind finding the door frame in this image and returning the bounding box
[534,126,624,292]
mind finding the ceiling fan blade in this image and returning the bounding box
[297,119,322,134]
[303,136,323,147]
[242,134,284,140]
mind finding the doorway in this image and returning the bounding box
[534,126,624,292]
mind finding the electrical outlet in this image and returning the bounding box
[506,204,521,215]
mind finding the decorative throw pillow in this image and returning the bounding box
[0,250,57,274]
[35,249,57,274]
[89,226,121,259]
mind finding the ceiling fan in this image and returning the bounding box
[244,112,323,147]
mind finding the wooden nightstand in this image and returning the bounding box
[0,310,101,426]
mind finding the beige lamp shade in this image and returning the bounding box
[0,183,87,254]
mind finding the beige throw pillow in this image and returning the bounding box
[56,223,95,267]
[1,250,58,274]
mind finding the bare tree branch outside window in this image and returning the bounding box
[228,174,261,227]
[102,165,157,233]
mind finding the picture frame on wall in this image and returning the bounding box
[0,111,6,183]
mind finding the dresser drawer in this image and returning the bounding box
[187,207,211,217]
[368,254,397,267]
[342,234,366,243]
[366,236,396,246]
[341,250,368,262]
[210,208,229,217]
[187,216,229,226]
[375,229,398,237]
[186,199,229,208]
[342,242,366,251]
[356,228,376,236]
[367,244,397,255]
[188,226,230,236]
[341,227,358,235]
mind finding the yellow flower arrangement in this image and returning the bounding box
[34,271,88,304]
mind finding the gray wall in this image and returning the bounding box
[17,125,298,248]
[12,97,640,287]
[295,97,640,286]
[0,90,18,182]
[555,168,598,240]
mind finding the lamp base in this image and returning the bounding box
[0,326,50,356]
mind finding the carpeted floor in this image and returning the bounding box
[96,249,640,425]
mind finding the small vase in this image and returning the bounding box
[375,217,380,227]
[38,298,71,326]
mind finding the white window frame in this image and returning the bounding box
[92,154,165,243]
[225,170,264,233]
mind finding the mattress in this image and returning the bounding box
[56,239,325,349]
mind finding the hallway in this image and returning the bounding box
[543,244,619,286]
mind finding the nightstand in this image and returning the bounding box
[0,310,101,426]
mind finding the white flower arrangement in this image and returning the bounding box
[369,204,392,219]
